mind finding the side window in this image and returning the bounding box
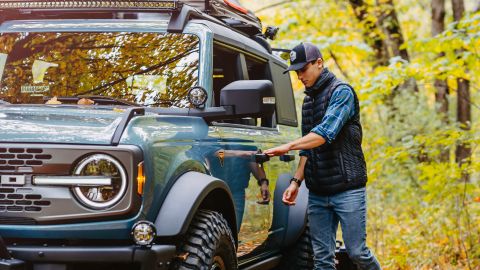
[245,55,276,128]
[212,43,275,128]
[245,55,268,80]
[213,45,244,106]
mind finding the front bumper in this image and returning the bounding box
[6,244,176,270]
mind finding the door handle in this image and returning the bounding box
[280,153,295,162]
[254,153,270,164]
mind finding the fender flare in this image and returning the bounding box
[271,173,309,247]
[154,171,237,242]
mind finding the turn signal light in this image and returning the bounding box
[137,161,145,195]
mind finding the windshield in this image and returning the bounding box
[0,32,199,107]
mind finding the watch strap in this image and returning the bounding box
[290,177,302,187]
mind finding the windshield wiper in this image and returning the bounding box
[43,95,142,106]
[78,95,142,106]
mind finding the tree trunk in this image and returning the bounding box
[452,0,471,181]
[348,0,417,91]
[375,0,418,92]
[376,0,409,61]
[348,0,390,67]
[432,0,446,37]
[432,0,450,162]
[452,0,466,20]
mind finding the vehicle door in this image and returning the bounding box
[206,42,296,261]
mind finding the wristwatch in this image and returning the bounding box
[257,178,269,186]
[290,177,302,187]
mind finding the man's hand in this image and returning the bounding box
[257,183,271,204]
[282,182,299,205]
[265,144,291,157]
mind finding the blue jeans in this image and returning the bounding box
[307,187,381,270]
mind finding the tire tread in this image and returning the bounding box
[172,210,237,270]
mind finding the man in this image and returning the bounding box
[265,42,381,270]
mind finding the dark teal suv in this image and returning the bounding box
[0,1,346,270]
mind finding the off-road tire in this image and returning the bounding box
[278,226,314,270]
[172,209,237,270]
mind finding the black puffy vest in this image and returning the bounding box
[302,71,367,196]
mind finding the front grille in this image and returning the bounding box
[0,216,36,225]
[0,144,140,225]
[0,187,51,213]
[0,148,52,172]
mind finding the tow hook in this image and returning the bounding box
[0,236,25,270]
[175,252,189,261]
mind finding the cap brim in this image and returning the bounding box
[283,62,308,74]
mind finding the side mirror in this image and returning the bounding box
[220,80,275,119]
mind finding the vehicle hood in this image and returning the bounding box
[0,105,125,145]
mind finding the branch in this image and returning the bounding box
[328,50,350,80]
[76,48,198,96]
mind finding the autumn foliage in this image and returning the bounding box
[244,0,480,268]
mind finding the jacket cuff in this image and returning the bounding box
[310,128,331,144]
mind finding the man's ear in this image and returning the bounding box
[317,58,323,69]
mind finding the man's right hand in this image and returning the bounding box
[282,182,299,205]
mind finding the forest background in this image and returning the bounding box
[240,0,480,269]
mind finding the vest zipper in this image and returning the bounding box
[311,96,317,174]
[339,152,348,181]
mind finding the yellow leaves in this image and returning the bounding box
[290,72,304,92]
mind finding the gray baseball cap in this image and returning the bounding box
[284,42,323,74]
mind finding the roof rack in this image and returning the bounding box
[199,0,262,36]
[0,0,262,35]
[0,0,270,49]
[159,1,263,35]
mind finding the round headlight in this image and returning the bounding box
[73,154,127,209]
[131,220,156,246]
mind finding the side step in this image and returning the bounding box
[241,255,282,270]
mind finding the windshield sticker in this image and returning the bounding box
[126,75,167,105]
[21,85,50,96]
[126,75,167,94]
[0,53,7,83]
[32,60,58,84]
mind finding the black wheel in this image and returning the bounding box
[172,209,237,270]
[278,226,314,270]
